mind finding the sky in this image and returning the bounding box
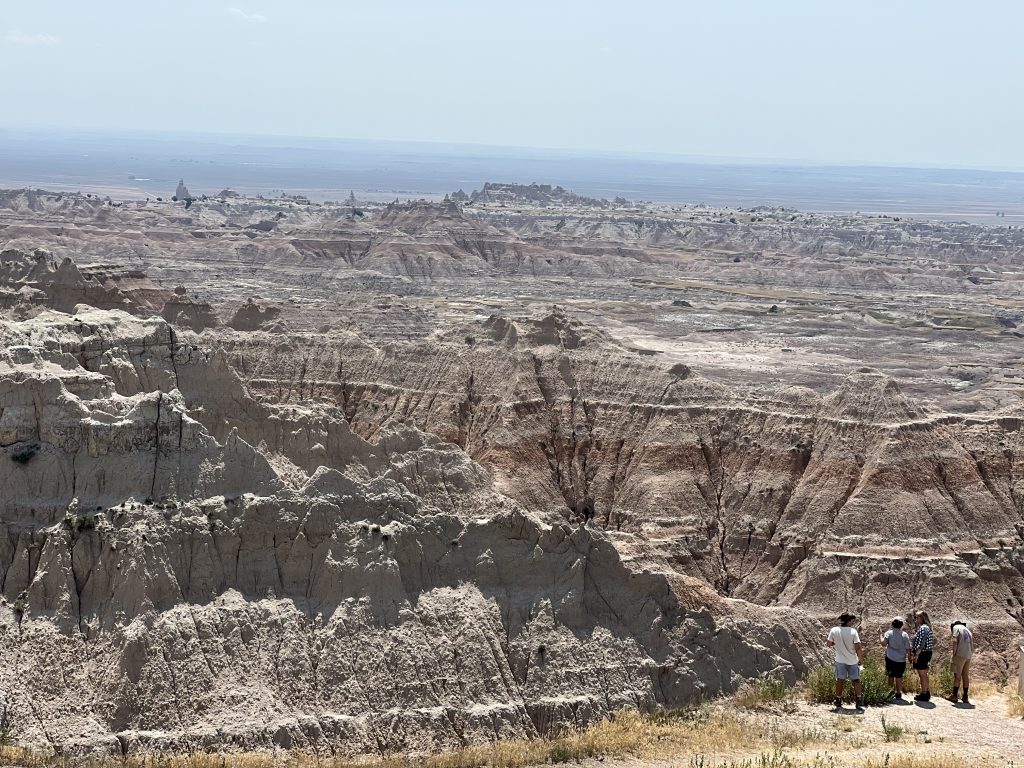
[2,1,1023,170]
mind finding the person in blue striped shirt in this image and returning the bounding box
[910,610,934,702]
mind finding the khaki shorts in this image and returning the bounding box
[951,655,971,677]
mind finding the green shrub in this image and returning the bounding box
[880,714,903,742]
[859,657,894,705]
[735,673,791,709]
[804,657,899,706]
[805,665,838,704]
[545,742,575,763]
[934,660,954,697]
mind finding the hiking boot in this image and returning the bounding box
[946,693,959,703]
[961,695,970,705]
[856,697,865,711]
[832,697,843,708]
[914,692,929,702]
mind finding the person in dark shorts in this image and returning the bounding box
[880,617,912,700]
[910,610,934,702]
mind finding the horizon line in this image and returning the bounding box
[4,123,1024,177]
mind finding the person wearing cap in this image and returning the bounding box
[910,610,934,702]
[880,616,913,700]
[947,620,974,705]
[827,612,865,710]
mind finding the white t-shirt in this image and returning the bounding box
[828,626,861,665]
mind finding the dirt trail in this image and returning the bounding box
[618,694,1024,767]
[790,694,1022,764]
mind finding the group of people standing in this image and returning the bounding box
[827,611,974,711]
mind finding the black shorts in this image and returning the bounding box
[885,658,907,678]
[913,650,932,670]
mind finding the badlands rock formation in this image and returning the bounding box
[0,256,810,755]
[466,183,610,208]
[1,185,1023,754]
[0,248,168,315]
[225,308,1024,659]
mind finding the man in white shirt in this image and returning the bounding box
[827,611,865,710]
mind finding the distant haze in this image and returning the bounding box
[2,0,1023,170]
[3,129,1024,225]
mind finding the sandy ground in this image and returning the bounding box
[607,693,1024,768]
[783,695,1021,765]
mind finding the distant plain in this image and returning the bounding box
[3,128,1024,223]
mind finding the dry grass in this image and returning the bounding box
[2,690,1021,768]
[1009,695,1024,718]
[858,757,1003,768]
[969,678,1010,699]
[0,709,834,768]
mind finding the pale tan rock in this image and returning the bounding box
[0,304,807,755]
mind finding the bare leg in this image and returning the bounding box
[853,680,863,700]
[919,669,930,693]
[834,680,845,699]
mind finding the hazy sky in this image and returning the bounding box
[2,1,1023,169]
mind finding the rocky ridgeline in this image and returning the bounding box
[2,188,1023,291]
[0,264,812,754]
[458,182,615,208]
[0,248,170,315]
